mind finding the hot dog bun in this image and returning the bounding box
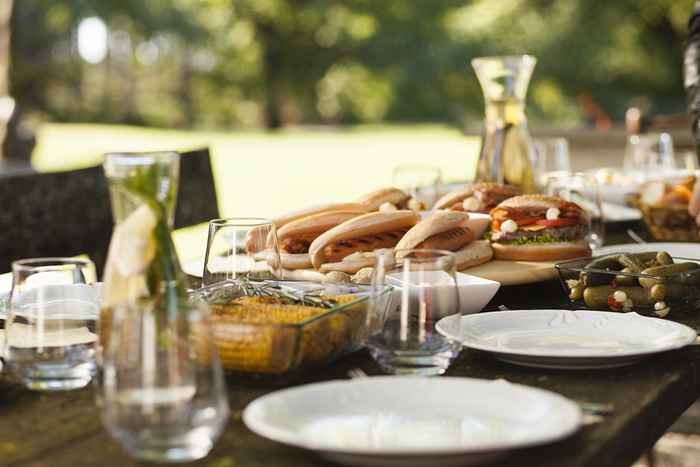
[309,211,420,272]
[492,240,591,261]
[357,187,410,211]
[277,210,365,241]
[247,203,369,253]
[395,211,492,269]
[273,203,369,228]
[277,210,366,269]
[434,188,473,210]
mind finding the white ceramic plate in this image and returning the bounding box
[387,271,500,315]
[595,242,700,259]
[437,309,697,370]
[243,376,581,467]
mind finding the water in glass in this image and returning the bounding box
[4,258,99,391]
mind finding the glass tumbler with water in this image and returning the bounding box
[99,298,229,462]
[4,257,99,391]
[367,249,462,376]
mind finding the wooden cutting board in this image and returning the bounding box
[463,259,559,286]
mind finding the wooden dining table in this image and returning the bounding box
[1,223,699,467]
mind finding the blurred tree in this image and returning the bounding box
[6,0,698,130]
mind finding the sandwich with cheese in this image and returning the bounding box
[357,187,426,212]
[435,183,521,213]
[489,195,591,261]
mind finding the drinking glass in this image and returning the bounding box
[392,165,442,208]
[367,249,462,376]
[532,137,571,189]
[202,218,281,286]
[4,258,99,391]
[99,298,229,462]
[545,172,605,250]
[623,132,675,181]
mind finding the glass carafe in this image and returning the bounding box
[98,152,229,462]
[100,151,185,343]
[472,55,537,193]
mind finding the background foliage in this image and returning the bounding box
[9,0,697,130]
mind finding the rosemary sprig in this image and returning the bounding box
[236,278,338,309]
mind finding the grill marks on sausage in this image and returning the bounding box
[281,235,317,254]
[417,227,473,251]
[323,229,409,262]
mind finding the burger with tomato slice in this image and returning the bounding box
[489,195,591,261]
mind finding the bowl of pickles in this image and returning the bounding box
[556,251,700,317]
[190,279,391,382]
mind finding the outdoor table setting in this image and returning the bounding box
[2,54,700,467]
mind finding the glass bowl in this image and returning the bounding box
[556,253,700,317]
[190,280,391,382]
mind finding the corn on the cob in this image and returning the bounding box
[208,295,365,373]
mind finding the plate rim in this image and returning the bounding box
[594,242,700,257]
[242,376,581,457]
[436,309,697,359]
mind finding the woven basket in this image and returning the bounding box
[639,203,700,241]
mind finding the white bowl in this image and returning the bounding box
[387,271,499,315]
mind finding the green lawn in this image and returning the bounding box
[33,123,479,260]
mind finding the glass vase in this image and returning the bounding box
[472,55,537,193]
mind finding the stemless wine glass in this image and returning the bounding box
[392,165,443,208]
[4,258,99,390]
[99,298,229,462]
[367,249,462,376]
[531,137,571,189]
[624,132,675,181]
[545,172,605,250]
[202,218,281,286]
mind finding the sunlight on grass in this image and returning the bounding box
[33,123,480,260]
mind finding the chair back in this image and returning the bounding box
[0,147,218,274]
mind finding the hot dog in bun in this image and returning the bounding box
[246,202,369,253]
[435,183,521,213]
[276,210,366,269]
[309,211,420,273]
[394,211,492,270]
[489,194,591,261]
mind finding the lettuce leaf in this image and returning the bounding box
[507,234,572,245]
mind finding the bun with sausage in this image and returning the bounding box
[489,194,591,261]
[276,210,367,269]
[246,202,369,253]
[435,183,521,213]
[394,211,492,270]
[309,211,420,273]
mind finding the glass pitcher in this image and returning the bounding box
[100,151,186,343]
[472,55,537,193]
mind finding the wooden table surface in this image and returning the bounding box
[2,223,700,467]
